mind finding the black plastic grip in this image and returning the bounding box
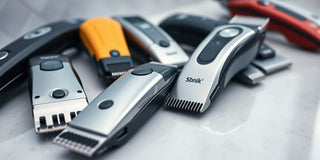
[159,14,224,47]
[197,35,233,65]
[197,27,243,65]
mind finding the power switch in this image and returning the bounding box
[40,60,63,71]
[131,67,153,76]
[99,100,113,109]
[219,28,240,38]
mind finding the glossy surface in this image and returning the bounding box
[80,18,131,59]
[0,0,319,160]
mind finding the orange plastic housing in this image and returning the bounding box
[80,18,131,60]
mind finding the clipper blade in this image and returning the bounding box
[98,56,133,79]
[33,99,87,133]
[111,71,126,77]
[53,128,105,157]
[165,98,204,112]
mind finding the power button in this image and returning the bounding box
[219,28,240,38]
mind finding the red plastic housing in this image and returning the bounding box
[227,0,320,50]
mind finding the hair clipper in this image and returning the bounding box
[53,62,177,157]
[0,19,83,92]
[29,54,88,133]
[218,0,320,50]
[113,15,189,67]
[80,18,134,80]
[165,16,269,113]
[159,13,292,85]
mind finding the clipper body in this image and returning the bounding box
[113,16,189,67]
[29,55,88,133]
[219,0,320,50]
[80,18,134,80]
[0,19,83,92]
[160,13,292,85]
[165,16,268,113]
[54,62,177,157]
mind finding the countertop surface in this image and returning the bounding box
[0,0,319,160]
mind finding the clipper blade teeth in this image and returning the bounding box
[111,71,126,77]
[165,98,203,113]
[106,61,132,78]
[36,111,81,133]
[53,131,99,157]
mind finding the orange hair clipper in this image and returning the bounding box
[80,18,134,80]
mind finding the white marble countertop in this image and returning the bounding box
[0,0,319,160]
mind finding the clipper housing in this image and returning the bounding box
[80,18,134,80]
[159,13,292,85]
[165,16,269,113]
[53,62,177,157]
[29,55,88,133]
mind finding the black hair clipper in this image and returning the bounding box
[29,54,88,133]
[165,16,269,113]
[53,62,177,156]
[0,19,84,92]
[113,16,189,67]
[160,13,292,85]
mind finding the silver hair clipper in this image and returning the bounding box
[53,62,177,157]
[29,54,88,133]
[165,16,269,113]
[113,16,189,67]
[158,13,292,85]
